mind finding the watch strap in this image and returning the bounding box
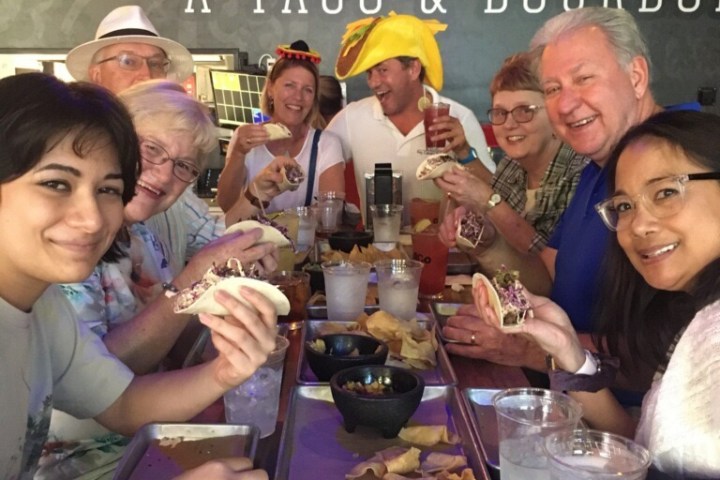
[458,146,478,165]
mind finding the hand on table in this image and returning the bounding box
[174,457,267,480]
[199,285,278,389]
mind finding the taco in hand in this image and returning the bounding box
[472,267,531,328]
[173,258,290,316]
[456,211,486,249]
[279,163,305,192]
[263,122,292,140]
[415,153,464,180]
[224,217,293,249]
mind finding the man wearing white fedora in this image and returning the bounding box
[66,5,225,271]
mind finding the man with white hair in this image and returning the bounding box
[66,5,223,268]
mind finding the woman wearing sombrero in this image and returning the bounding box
[217,40,345,222]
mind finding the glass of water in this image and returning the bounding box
[374,259,423,320]
[224,335,290,438]
[369,204,403,250]
[545,429,651,479]
[493,388,583,480]
[321,260,371,321]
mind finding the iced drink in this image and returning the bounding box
[224,335,290,438]
[269,270,310,330]
[375,259,423,320]
[424,102,450,151]
[321,261,371,321]
[316,191,344,235]
[411,227,449,298]
[370,204,403,250]
[409,197,441,226]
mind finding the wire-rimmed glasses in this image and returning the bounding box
[139,139,200,184]
[487,105,544,126]
[95,52,170,77]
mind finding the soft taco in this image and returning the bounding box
[224,218,292,248]
[264,122,292,140]
[455,211,486,249]
[472,267,532,328]
[173,258,290,316]
[278,163,305,192]
[415,152,463,180]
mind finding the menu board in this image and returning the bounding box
[210,70,267,127]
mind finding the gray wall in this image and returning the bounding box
[3,0,719,116]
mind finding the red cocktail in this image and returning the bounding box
[423,102,450,150]
[411,227,449,298]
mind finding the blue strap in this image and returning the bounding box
[304,129,322,206]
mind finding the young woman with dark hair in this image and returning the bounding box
[473,110,720,477]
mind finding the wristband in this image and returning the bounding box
[458,147,479,165]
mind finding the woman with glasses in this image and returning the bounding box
[437,52,588,297]
[475,110,720,477]
[217,40,345,222]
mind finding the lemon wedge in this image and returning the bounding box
[417,96,431,112]
[413,218,433,233]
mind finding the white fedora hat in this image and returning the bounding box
[66,5,193,82]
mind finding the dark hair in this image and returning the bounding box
[594,110,720,373]
[396,56,426,83]
[317,75,343,128]
[0,73,140,261]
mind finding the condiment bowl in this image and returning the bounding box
[305,334,388,382]
[328,230,373,253]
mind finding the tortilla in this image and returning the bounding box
[398,425,460,447]
[224,219,291,248]
[263,122,292,140]
[278,163,305,192]
[416,153,463,180]
[421,452,468,474]
[472,269,531,329]
[346,446,419,479]
[455,211,486,249]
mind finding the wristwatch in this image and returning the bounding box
[487,192,502,210]
[458,147,479,165]
[244,188,270,209]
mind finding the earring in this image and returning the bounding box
[268,97,274,109]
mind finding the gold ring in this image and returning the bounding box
[470,333,476,344]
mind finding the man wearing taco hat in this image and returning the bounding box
[66,5,223,270]
[327,12,495,223]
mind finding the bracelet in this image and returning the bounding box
[162,282,179,298]
[549,350,620,393]
[458,146,479,165]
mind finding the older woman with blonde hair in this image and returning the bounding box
[217,40,345,223]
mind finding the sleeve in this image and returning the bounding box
[180,189,226,259]
[42,287,134,419]
[58,271,111,337]
[325,108,353,162]
[316,130,345,175]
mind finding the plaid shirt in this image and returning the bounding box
[490,143,590,252]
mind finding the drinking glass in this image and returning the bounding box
[288,206,317,249]
[268,270,310,331]
[422,102,450,153]
[545,429,651,480]
[224,335,290,438]
[409,197,441,227]
[493,388,583,480]
[321,261,371,321]
[369,204,403,250]
[316,191,344,235]
[374,259,423,320]
[410,227,449,298]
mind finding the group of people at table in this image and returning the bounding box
[1,2,718,479]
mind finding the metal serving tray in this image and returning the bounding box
[297,319,458,386]
[430,302,474,345]
[275,386,489,480]
[462,389,501,480]
[112,423,258,480]
[306,304,380,319]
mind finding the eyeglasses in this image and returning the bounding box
[139,139,200,183]
[487,105,544,126]
[95,52,170,77]
[594,172,720,231]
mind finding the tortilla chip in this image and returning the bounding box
[420,452,467,473]
[399,331,437,369]
[383,447,421,474]
[398,426,460,447]
[436,468,477,480]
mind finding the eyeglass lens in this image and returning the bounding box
[599,177,687,231]
[102,53,170,75]
[139,140,199,183]
[487,105,540,125]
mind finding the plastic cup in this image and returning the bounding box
[321,261,371,321]
[224,335,290,438]
[410,228,449,298]
[409,197,441,227]
[374,259,423,320]
[268,270,310,331]
[545,429,651,480]
[369,204,403,250]
[493,388,583,480]
[424,102,450,151]
[290,206,317,249]
[316,191,344,235]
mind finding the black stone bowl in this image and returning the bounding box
[305,334,389,382]
[330,365,425,438]
[328,230,373,253]
[301,262,325,294]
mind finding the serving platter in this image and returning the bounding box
[275,386,489,480]
[297,319,458,386]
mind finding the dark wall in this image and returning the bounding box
[3,0,719,116]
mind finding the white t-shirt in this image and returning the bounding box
[244,127,344,213]
[635,299,720,476]
[326,87,494,223]
[0,286,133,478]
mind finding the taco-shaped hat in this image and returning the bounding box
[335,12,447,91]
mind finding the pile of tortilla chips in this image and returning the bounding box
[345,445,475,480]
[322,244,407,264]
[316,310,438,370]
